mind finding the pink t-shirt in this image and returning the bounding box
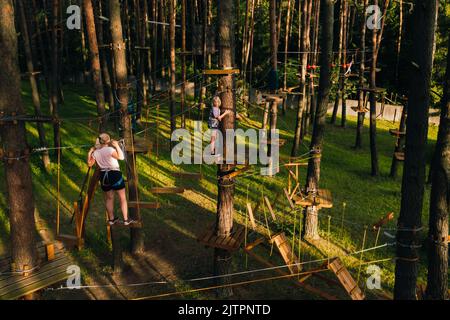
[92,147,120,171]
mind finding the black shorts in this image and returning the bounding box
[99,170,125,192]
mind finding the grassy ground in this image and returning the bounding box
[0,81,440,299]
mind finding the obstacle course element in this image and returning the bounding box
[197,224,246,251]
[269,232,301,274]
[202,69,240,75]
[327,257,365,300]
[149,187,185,194]
[372,212,394,230]
[292,189,333,209]
[0,242,72,300]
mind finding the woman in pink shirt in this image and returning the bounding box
[87,133,135,226]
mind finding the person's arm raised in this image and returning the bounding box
[87,148,96,167]
[111,140,125,160]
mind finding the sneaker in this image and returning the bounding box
[108,217,119,225]
[123,219,137,226]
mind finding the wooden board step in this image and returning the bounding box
[351,106,369,113]
[394,152,405,161]
[328,257,365,300]
[172,172,203,179]
[149,187,185,194]
[269,232,301,274]
[197,225,245,251]
[389,129,406,137]
[292,189,333,209]
[128,201,160,209]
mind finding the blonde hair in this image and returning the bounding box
[95,133,111,149]
[212,95,221,107]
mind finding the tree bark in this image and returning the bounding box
[180,0,187,128]
[394,0,438,300]
[268,0,278,91]
[369,0,379,176]
[283,0,292,91]
[0,0,39,275]
[214,0,236,298]
[51,0,61,155]
[424,35,449,300]
[340,0,348,128]
[330,0,344,125]
[169,0,176,135]
[109,0,144,256]
[84,0,107,132]
[303,0,334,240]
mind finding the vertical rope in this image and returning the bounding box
[291,207,297,262]
[356,226,368,284]
[340,202,346,238]
[297,210,302,279]
[327,215,331,265]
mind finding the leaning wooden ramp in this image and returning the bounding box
[0,242,72,300]
[269,232,301,274]
[328,257,365,300]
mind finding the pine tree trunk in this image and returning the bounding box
[283,0,292,91]
[214,0,236,298]
[269,0,278,91]
[0,0,39,276]
[330,0,344,125]
[17,0,51,170]
[169,0,176,135]
[180,0,187,128]
[84,0,107,132]
[340,0,348,128]
[51,0,61,155]
[394,0,438,300]
[109,0,144,256]
[369,0,379,177]
[304,0,334,240]
[424,35,449,301]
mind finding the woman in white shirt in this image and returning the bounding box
[87,133,135,226]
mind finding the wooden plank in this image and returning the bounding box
[316,189,333,209]
[128,201,160,209]
[264,196,276,221]
[149,187,185,194]
[173,172,202,179]
[203,69,240,75]
[292,193,314,207]
[221,165,251,179]
[246,203,257,229]
[394,152,405,161]
[328,258,365,300]
[46,244,55,261]
[351,106,369,113]
[283,188,295,210]
[197,225,245,251]
[389,129,405,137]
[372,212,394,230]
[245,237,266,251]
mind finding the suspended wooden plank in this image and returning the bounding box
[350,106,369,113]
[394,151,405,161]
[263,196,277,221]
[172,172,202,179]
[269,232,301,274]
[328,257,365,300]
[149,187,185,194]
[372,212,395,230]
[244,236,266,251]
[283,188,295,210]
[128,201,161,209]
[221,165,251,179]
[246,202,257,229]
[389,129,406,137]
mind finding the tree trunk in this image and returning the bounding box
[369,0,379,177]
[424,35,449,301]
[303,0,334,240]
[51,0,61,155]
[268,0,278,91]
[180,0,187,128]
[340,0,348,128]
[214,0,236,298]
[355,0,368,149]
[394,0,438,300]
[109,0,144,256]
[0,0,39,276]
[169,0,176,135]
[283,0,292,91]
[17,0,51,170]
[84,0,107,132]
[330,0,344,125]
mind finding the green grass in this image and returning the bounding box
[0,81,440,299]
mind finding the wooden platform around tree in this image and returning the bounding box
[197,225,246,251]
[327,257,365,300]
[127,201,161,209]
[351,106,369,113]
[0,242,72,300]
[292,189,333,208]
[389,129,406,137]
[149,187,185,194]
[394,152,405,161]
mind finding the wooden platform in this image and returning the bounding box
[328,257,365,300]
[0,242,72,300]
[389,129,405,137]
[149,187,185,194]
[128,201,160,209]
[292,189,333,209]
[126,139,153,153]
[394,152,405,161]
[197,225,245,251]
[269,232,301,274]
[203,69,240,75]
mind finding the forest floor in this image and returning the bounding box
[0,82,440,300]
